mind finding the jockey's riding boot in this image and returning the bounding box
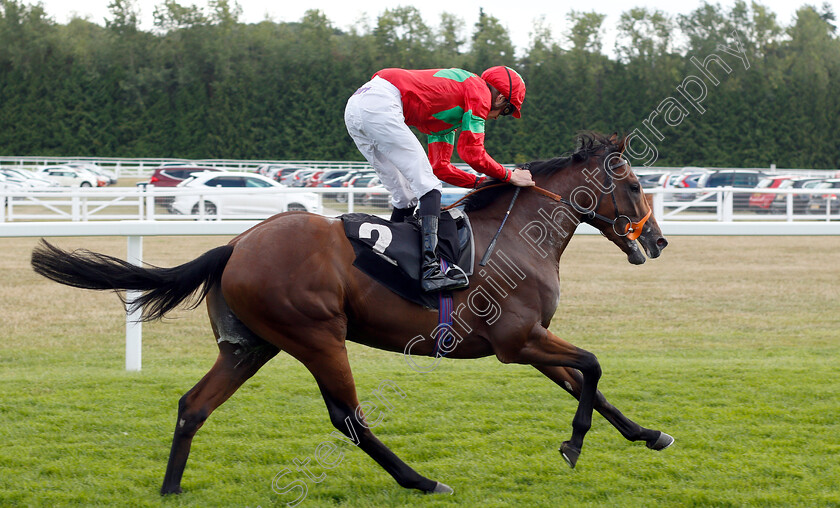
[420,214,469,293]
[390,205,416,223]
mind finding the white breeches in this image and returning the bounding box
[344,76,442,209]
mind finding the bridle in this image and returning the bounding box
[445,146,652,241]
[547,150,652,241]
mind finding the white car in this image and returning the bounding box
[1,168,61,188]
[0,173,27,191]
[170,172,321,217]
[38,166,104,187]
[66,163,118,185]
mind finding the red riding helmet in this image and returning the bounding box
[481,66,526,118]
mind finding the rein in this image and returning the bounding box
[443,153,651,241]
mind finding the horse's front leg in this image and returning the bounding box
[501,325,601,468]
[534,365,674,451]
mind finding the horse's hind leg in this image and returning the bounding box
[506,326,604,468]
[534,365,674,450]
[161,290,279,495]
[300,337,452,494]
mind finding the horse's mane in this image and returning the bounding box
[462,131,619,213]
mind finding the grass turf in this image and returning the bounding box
[0,234,838,507]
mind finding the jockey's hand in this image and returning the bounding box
[510,169,535,187]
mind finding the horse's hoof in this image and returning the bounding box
[428,482,454,495]
[160,485,182,495]
[559,441,581,468]
[646,431,675,451]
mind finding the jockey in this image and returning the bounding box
[344,66,535,293]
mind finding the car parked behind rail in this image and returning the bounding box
[147,166,219,188]
[806,179,840,215]
[748,175,793,212]
[775,178,826,214]
[170,172,321,217]
[37,166,106,187]
[333,172,377,203]
[66,163,118,185]
[147,166,221,207]
[1,168,61,188]
[698,170,767,210]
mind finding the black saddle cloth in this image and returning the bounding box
[341,210,474,309]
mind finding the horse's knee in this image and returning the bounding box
[578,351,601,380]
[176,394,209,436]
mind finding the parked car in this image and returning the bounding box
[671,168,710,201]
[66,163,118,185]
[773,178,827,214]
[170,172,320,217]
[1,168,60,188]
[282,169,318,187]
[698,170,766,210]
[0,173,28,191]
[313,170,353,187]
[37,166,105,187]
[256,164,299,180]
[147,166,220,207]
[364,175,391,207]
[268,166,301,183]
[147,166,219,188]
[334,172,377,203]
[155,161,198,169]
[806,179,840,215]
[303,170,326,187]
[636,171,667,189]
[321,170,364,200]
[748,176,793,212]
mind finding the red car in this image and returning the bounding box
[147,166,220,188]
[146,166,220,208]
[749,176,792,212]
[304,170,325,187]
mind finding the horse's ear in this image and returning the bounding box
[617,134,627,153]
[608,132,618,144]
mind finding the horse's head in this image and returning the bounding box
[532,132,668,265]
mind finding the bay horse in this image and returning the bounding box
[31,132,673,496]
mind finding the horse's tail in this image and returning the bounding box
[31,239,234,321]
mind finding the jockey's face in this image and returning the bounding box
[487,91,508,120]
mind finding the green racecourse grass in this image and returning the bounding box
[1,234,838,507]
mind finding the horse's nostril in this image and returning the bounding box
[657,237,669,249]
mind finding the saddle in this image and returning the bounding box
[341,209,474,309]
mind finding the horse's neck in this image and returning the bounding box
[466,184,578,269]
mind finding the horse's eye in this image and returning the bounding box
[629,184,641,193]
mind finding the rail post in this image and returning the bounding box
[125,235,143,371]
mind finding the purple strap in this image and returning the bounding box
[434,259,454,358]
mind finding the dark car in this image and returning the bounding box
[321,170,363,200]
[636,172,667,189]
[784,178,827,214]
[763,177,824,214]
[699,170,766,210]
[807,179,840,215]
[330,172,377,204]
